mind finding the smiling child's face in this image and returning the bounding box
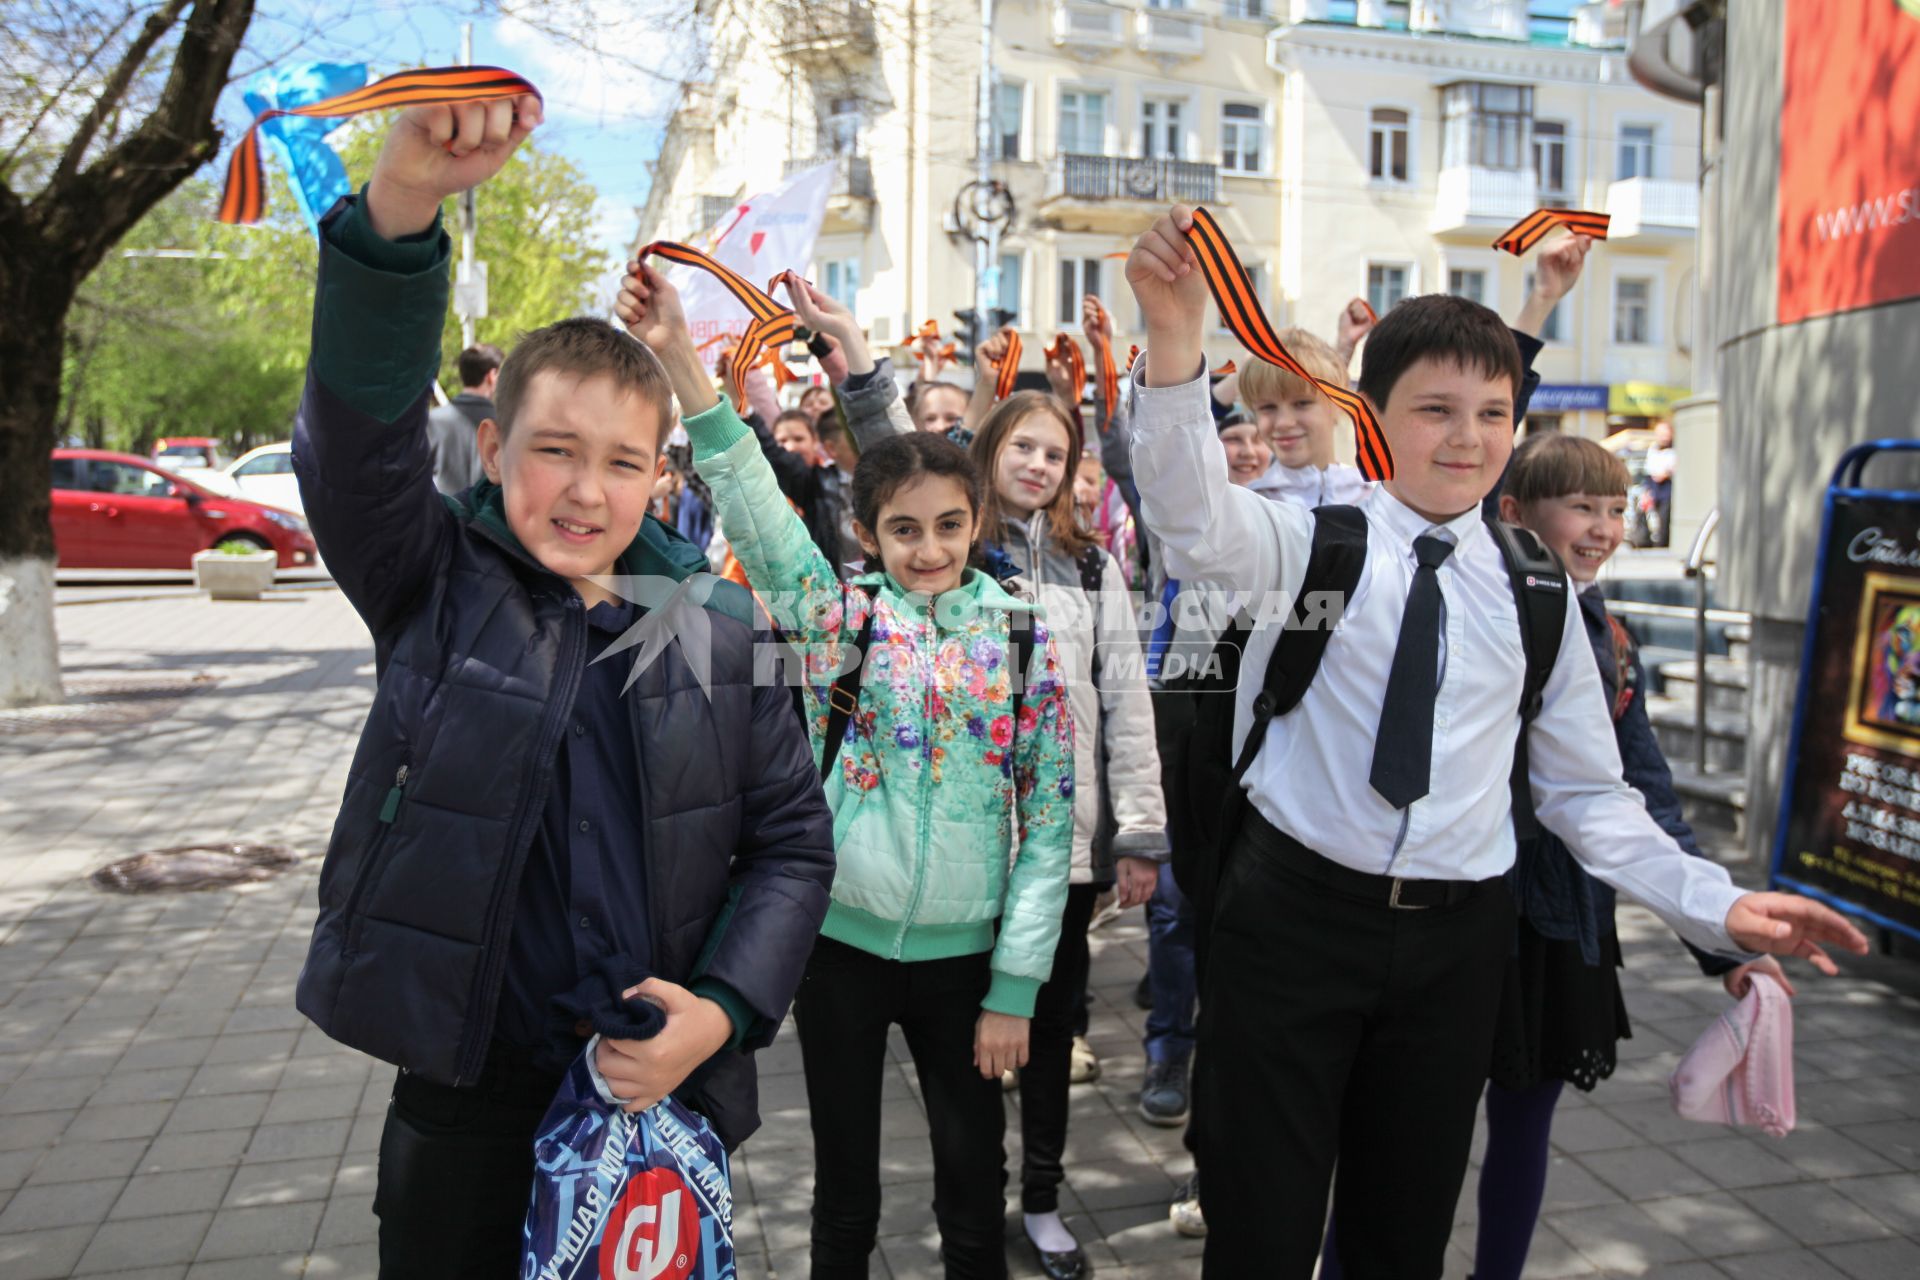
[479,370,660,603]
[1374,357,1514,523]
[855,473,978,597]
[993,413,1072,516]
[1254,391,1338,470]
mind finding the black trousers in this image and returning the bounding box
[1195,817,1513,1279]
[794,935,1010,1279]
[373,1046,565,1279]
[1018,882,1099,1213]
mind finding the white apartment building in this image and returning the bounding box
[1272,0,1700,440]
[638,0,1698,441]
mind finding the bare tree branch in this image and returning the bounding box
[30,0,257,274]
[50,0,191,188]
[1,6,137,177]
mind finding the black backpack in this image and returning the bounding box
[817,582,1038,781]
[1161,506,1567,939]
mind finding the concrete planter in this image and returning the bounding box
[192,548,277,600]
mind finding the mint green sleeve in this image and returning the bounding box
[983,623,1077,1017]
[683,399,855,763]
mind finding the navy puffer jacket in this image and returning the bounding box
[292,198,835,1149]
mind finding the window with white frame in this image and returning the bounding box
[1442,82,1532,170]
[1223,0,1263,16]
[1221,101,1265,174]
[823,257,861,307]
[1367,263,1410,316]
[1617,124,1656,179]
[998,253,1025,327]
[1613,276,1652,344]
[1448,268,1487,306]
[1369,108,1409,182]
[1142,97,1186,160]
[995,80,1025,161]
[1533,120,1568,201]
[1524,269,1568,342]
[1059,257,1104,328]
[1058,89,1109,156]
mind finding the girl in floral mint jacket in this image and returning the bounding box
[620,260,1074,1276]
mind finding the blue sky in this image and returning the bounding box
[227,1,674,263]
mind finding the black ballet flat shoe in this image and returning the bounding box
[1027,1236,1089,1280]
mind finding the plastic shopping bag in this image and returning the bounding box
[522,1047,736,1279]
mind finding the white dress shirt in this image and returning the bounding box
[1129,361,1746,956]
[1249,459,1371,509]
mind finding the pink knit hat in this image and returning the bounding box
[1669,972,1795,1139]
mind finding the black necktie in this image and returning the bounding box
[1370,534,1454,809]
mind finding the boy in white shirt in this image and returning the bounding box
[1122,205,1868,1278]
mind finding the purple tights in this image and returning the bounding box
[1317,1078,1565,1280]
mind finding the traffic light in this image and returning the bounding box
[989,307,1016,331]
[952,308,982,365]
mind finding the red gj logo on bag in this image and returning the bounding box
[601,1167,698,1280]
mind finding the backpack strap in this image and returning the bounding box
[819,584,880,783]
[1077,544,1106,597]
[1009,606,1038,724]
[1485,520,1569,840]
[1229,504,1370,782]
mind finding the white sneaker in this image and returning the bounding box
[1069,1035,1101,1084]
[1170,1173,1206,1238]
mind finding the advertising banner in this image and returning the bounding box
[1774,442,1920,939]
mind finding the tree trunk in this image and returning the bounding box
[0,274,73,706]
[0,0,257,707]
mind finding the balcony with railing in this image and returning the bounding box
[1606,177,1699,243]
[1431,165,1538,238]
[775,0,877,63]
[1046,154,1218,205]
[1053,0,1127,49]
[784,153,876,232]
[1135,6,1205,56]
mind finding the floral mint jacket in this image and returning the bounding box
[684,400,1075,1018]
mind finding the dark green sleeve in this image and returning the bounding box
[310,189,451,424]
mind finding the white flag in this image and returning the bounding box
[675,162,837,369]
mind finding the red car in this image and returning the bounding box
[50,449,318,570]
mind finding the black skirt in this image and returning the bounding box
[1488,918,1632,1094]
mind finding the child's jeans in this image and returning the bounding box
[794,935,1009,1280]
[1145,860,1198,1065]
[373,1042,565,1279]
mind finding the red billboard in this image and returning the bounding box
[1778,0,1920,325]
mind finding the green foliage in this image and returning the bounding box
[59,129,609,457]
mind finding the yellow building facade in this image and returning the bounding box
[639,0,1700,443]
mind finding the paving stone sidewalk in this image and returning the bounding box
[2,588,1918,1279]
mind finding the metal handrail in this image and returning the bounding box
[1682,507,1723,773]
[1605,599,1749,626]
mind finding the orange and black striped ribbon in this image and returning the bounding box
[1044,333,1087,406]
[1084,299,1121,426]
[218,66,541,225]
[637,242,795,412]
[1356,298,1379,325]
[993,330,1023,401]
[915,320,957,363]
[1493,208,1611,256]
[1212,360,1237,377]
[1127,345,1141,373]
[1180,207,1393,481]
